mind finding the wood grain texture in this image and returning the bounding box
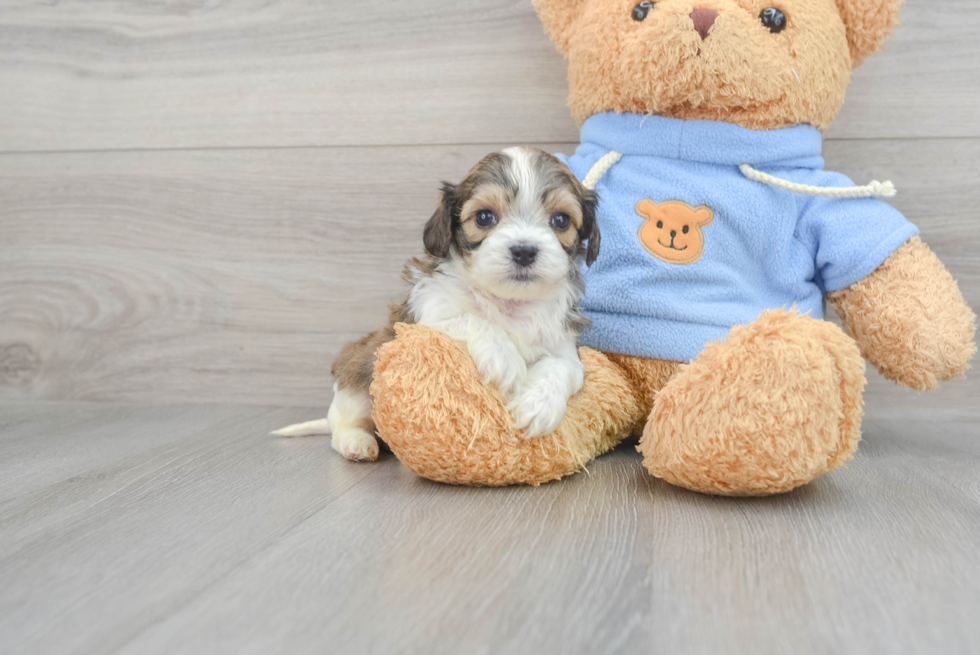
[0,0,977,153]
[0,402,246,501]
[0,404,977,655]
[1,139,977,409]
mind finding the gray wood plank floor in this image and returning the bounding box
[0,403,978,655]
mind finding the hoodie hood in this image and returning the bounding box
[581,112,826,169]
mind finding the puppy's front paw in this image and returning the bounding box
[332,428,380,462]
[507,384,567,439]
[471,343,527,401]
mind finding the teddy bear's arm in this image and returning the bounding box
[828,236,977,391]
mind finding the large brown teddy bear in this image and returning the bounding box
[370,0,976,495]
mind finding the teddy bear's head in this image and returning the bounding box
[534,0,902,131]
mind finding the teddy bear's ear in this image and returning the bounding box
[533,0,588,55]
[835,0,903,66]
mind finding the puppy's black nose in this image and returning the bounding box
[670,230,677,238]
[510,245,538,267]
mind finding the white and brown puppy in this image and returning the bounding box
[274,147,600,461]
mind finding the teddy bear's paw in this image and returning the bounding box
[639,309,866,496]
[331,428,380,462]
[830,236,977,392]
[370,325,640,486]
[507,382,567,439]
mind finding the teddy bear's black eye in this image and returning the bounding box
[656,220,663,229]
[632,1,655,22]
[682,225,690,234]
[475,210,497,228]
[760,7,787,33]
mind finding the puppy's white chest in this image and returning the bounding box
[475,296,565,359]
[407,263,576,363]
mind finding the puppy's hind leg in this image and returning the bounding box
[273,325,393,460]
[327,382,380,462]
[271,383,378,462]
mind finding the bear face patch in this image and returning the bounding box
[635,199,714,265]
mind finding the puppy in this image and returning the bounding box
[273,147,600,462]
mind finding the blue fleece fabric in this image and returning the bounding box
[558,112,918,363]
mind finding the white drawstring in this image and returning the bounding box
[582,151,623,190]
[739,163,897,198]
[582,151,897,199]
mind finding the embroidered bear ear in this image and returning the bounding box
[835,0,903,67]
[533,0,589,55]
[693,206,714,226]
[635,199,661,220]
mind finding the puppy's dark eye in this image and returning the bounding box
[550,213,571,231]
[682,225,690,234]
[760,7,786,33]
[656,220,664,229]
[475,210,497,229]
[632,1,654,22]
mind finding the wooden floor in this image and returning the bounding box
[2,0,979,652]
[1,403,978,655]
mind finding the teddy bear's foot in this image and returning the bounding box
[371,324,640,486]
[639,309,866,496]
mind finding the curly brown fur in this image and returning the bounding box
[829,236,977,391]
[604,353,681,433]
[534,0,903,131]
[330,301,414,395]
[639,309,866,496]
[372,325,639,486]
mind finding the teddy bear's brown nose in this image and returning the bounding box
[690,8,718,40]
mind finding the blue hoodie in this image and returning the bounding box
[558,112,918,363]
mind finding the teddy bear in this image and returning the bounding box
[369,0,976,495]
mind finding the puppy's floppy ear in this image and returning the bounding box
[423,182,457,259]
[835,0,903,66]
[533,0,588,56]
[580,188,601,267]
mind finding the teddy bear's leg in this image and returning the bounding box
[639,309,866,496]
[604,353,682,434]
[371,324,642,486]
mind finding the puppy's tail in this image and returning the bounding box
[270,418,332,438]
